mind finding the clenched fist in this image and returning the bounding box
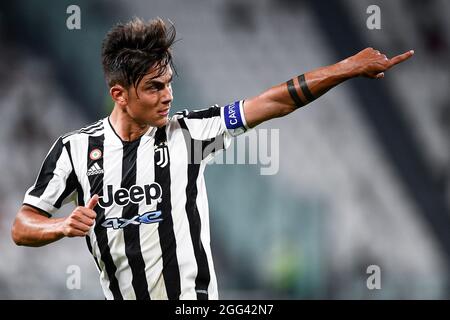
[61,195,98,237]
[345,47,414,79]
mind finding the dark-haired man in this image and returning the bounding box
[11,18,414,300]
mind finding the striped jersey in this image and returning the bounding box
[23,101,249,300]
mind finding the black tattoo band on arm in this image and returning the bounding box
[286,79,304,108]
[298,74,315,102]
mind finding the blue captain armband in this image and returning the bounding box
[222,100,249,137]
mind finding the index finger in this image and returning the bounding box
[388,50,414,67]
[78,206,97,219]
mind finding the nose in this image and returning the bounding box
[161,85,173,105]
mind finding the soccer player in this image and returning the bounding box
[11,18,413,300]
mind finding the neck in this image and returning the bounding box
[109,105,151,142]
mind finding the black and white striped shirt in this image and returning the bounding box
[23,101,249,300]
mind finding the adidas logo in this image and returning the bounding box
[87,163,104,176]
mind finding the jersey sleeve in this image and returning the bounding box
[175,100,250,162]
[23,137,78,217]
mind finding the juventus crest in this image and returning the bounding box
[155,141,169,168]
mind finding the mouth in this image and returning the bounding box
[158,108,170,117]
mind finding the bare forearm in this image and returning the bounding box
[244,61,352,127]
[274,62,352,107]
[294,60,355,102]
[12,198,98,247]
[12,207,65,247]
[243,47,414,128]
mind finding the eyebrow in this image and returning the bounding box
[144,75,173,86]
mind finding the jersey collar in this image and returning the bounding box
[105,117,157,145]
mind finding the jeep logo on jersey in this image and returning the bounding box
[101,210,163,229]
[98,183,162,208]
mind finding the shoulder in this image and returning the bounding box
[166,106,222,133]
[61,118,106,144]
[169,105,221,122]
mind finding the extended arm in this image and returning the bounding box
[243,47,414,128]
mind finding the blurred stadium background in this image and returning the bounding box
[0,0,449,299]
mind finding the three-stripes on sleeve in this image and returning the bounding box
[23,137,78,216]
[178,101,249,156]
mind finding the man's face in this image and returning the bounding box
[125,65,173,128]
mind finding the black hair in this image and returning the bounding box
[101,17,176,89]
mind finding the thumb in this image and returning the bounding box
[86,194,99,210]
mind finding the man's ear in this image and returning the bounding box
[110,84,128,108]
